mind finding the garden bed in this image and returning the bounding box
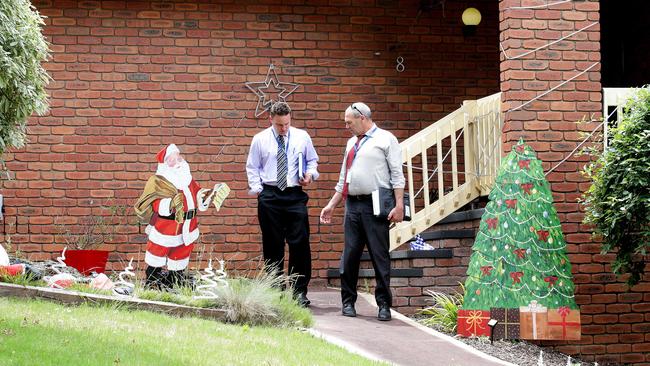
[0,281,226,321]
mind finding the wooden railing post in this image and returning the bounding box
[463,100,478,195]
[389,93,501,251]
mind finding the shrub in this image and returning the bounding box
[214,270,312,328]
[0,0,50,154]
[418,285,464,333]
[582,86,650,286]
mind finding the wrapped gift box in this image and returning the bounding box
[519,300,549,340]
[457,309,491,337]
[547,307,581,340]
[490,308,520,340]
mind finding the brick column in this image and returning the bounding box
[498,2,650,365]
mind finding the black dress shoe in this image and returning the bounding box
[296,293,311,307]
[342,303,356,317]
[378,305,391,321]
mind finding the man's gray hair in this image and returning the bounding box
[270,101,291,116]
[347,102,372,119]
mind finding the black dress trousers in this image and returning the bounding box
[257,184,311,295]
[340,195,392,307]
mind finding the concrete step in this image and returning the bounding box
[327,268,423,278]
[436,207,485,225]
[360,248,453,261]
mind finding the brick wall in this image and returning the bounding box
[500,0,650,364]
[1,0,499,277]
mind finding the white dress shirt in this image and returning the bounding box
[246,126,319,194]
[335,124,405,195]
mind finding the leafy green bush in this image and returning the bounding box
[582,86,650,286]
[418,285,464,333]
[0,0,50,154]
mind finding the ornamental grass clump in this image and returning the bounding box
[418,284,464,333]
[582,86,650,286]
[214,269,312,328]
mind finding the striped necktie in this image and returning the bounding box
[276,134,288,190]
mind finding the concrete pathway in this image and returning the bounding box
[308,288,517,366]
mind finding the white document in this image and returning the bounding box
[211,183,231,211]
[372,189,380,216]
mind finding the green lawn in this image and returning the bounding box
[0,297,383,366]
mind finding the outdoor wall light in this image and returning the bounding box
[461,7,481,36]
[487,318,498,344]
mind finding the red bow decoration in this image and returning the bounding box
[510,271,524,284]
[486,217,498,230]
[544,276,559,287]
[537,230,550,242]
[505,199,517,209]
[515,145,525,153]
[513,248,526,259]
[557,306,571,317]
[520,183,533,194]
[518,159,531,169]
[480,266,493,276]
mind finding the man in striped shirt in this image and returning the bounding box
[246,102,319,307]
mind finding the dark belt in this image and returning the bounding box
[347,194,372,201]
[158,209,196,221]
[262,184,303,192]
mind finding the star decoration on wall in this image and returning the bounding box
[245,63,300,117]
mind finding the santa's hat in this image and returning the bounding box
[156,144,180,164]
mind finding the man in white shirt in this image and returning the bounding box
[246,102,319,307]
[320,102,405,321]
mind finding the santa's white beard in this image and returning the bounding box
[156,160,193,189]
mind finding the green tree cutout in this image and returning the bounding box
[0,0,50,154]
[462,140,577,310]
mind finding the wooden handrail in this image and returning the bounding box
[390,92,502,251]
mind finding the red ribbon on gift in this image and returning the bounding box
[460,310,490,335]
[547,307,579,340]
[558,306,571,317]
[486,217,498,230]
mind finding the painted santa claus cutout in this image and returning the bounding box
[134,144,229,289]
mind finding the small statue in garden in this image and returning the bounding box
[134,144,230,289]
[0,243,8,266]
[46,247,76,289]
[112,258,135,296]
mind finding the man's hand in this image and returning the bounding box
[320,205,334,224]
[387,204,404,223]
[299,173,313,186]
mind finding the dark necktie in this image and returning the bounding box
[342,134,365,199]
[276,134,287,190]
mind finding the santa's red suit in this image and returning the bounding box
[141,144,211,271]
